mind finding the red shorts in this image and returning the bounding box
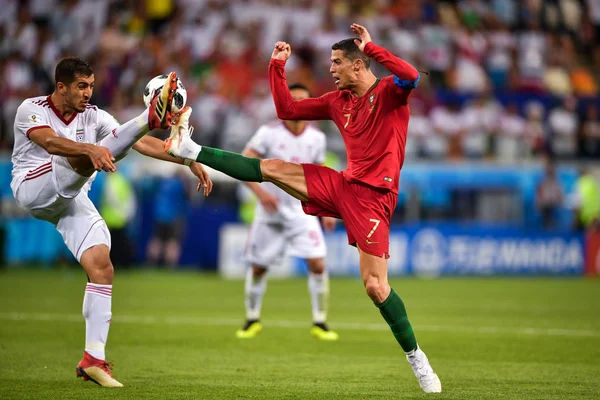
[301,164,398,258]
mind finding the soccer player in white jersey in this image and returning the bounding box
[235,83,339,341]
[10,57,213,387]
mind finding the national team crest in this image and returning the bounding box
[76,128,84,142]
[369,93,376,112]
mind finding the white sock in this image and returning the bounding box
[82,283,112,360]
[180,134,202,161]
[308,271,329,324]
[100,110,150,161]
[244,268,267,321]
[406,345,420,358]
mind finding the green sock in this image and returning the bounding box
[376,288,418,353]
[196,147,263,182]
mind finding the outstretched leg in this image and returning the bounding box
[164,108,309,200]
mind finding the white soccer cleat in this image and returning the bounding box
[406,347,442,393]
[164,106,200,161]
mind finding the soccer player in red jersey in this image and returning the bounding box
[166,23,441,393]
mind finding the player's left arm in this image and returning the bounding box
[351,23,420,99]
[133,136,213,196]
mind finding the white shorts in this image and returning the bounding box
[244,216,326,267]
[13,156,111,262]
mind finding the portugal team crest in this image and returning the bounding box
[369,93,376,112]
[76,128,84,142]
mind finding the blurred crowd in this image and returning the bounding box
[1,0,600,162]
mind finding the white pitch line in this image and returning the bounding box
[1,312,599,338]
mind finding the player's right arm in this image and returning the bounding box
[15,101,116,172]
[28,129,116,172]
[269,42,332,121]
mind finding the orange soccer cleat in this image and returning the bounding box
[148,71,178,131]
[76,351,123,387]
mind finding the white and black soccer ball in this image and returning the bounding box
[142,74,187,113]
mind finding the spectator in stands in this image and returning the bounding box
[548,96,580,158]
[485,17,517,90]
[461,96,494,159]
[579,104,600,158]
[406,100,434,159]
[517,21,547,92]
[420,11,452,88]
[496,102,526,161]
[570,62,598,97]
[536,161,564,230]
[523,101,548,157]
[452,22,489,93]
[430,100,464,159]
[544,51,573,96]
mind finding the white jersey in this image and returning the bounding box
[247,121,326,222]
[10,95,119,193]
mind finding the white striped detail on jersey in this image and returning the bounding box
[32,99,49,107]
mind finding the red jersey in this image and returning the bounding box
[269,42,420,194]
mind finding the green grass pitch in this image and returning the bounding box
[0,268,599,399]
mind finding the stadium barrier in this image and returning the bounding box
[219,223,586,278]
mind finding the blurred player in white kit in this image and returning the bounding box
[10,57,212,387]
[235,83,339,341]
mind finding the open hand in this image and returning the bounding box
[350,23,372,52]
[190,162,213,196]
[271,41,292,61]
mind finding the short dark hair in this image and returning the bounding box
[288,83,311,95]
[331,38,370,69]
[54,57,93,86]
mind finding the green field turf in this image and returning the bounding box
[0,268,599,400]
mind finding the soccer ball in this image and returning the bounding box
[142,74,187,113]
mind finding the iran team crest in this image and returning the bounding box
[76,128,84,142]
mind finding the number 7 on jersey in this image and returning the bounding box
[344,113,351,129]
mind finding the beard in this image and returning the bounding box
[67,96,87,112]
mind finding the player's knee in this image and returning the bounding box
[252,265,267,278]
[307,259,325,274]
[84,254,114,284]
[90,260,114,284]
[364,277,389,303]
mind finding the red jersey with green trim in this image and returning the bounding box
[269,42,420,194]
